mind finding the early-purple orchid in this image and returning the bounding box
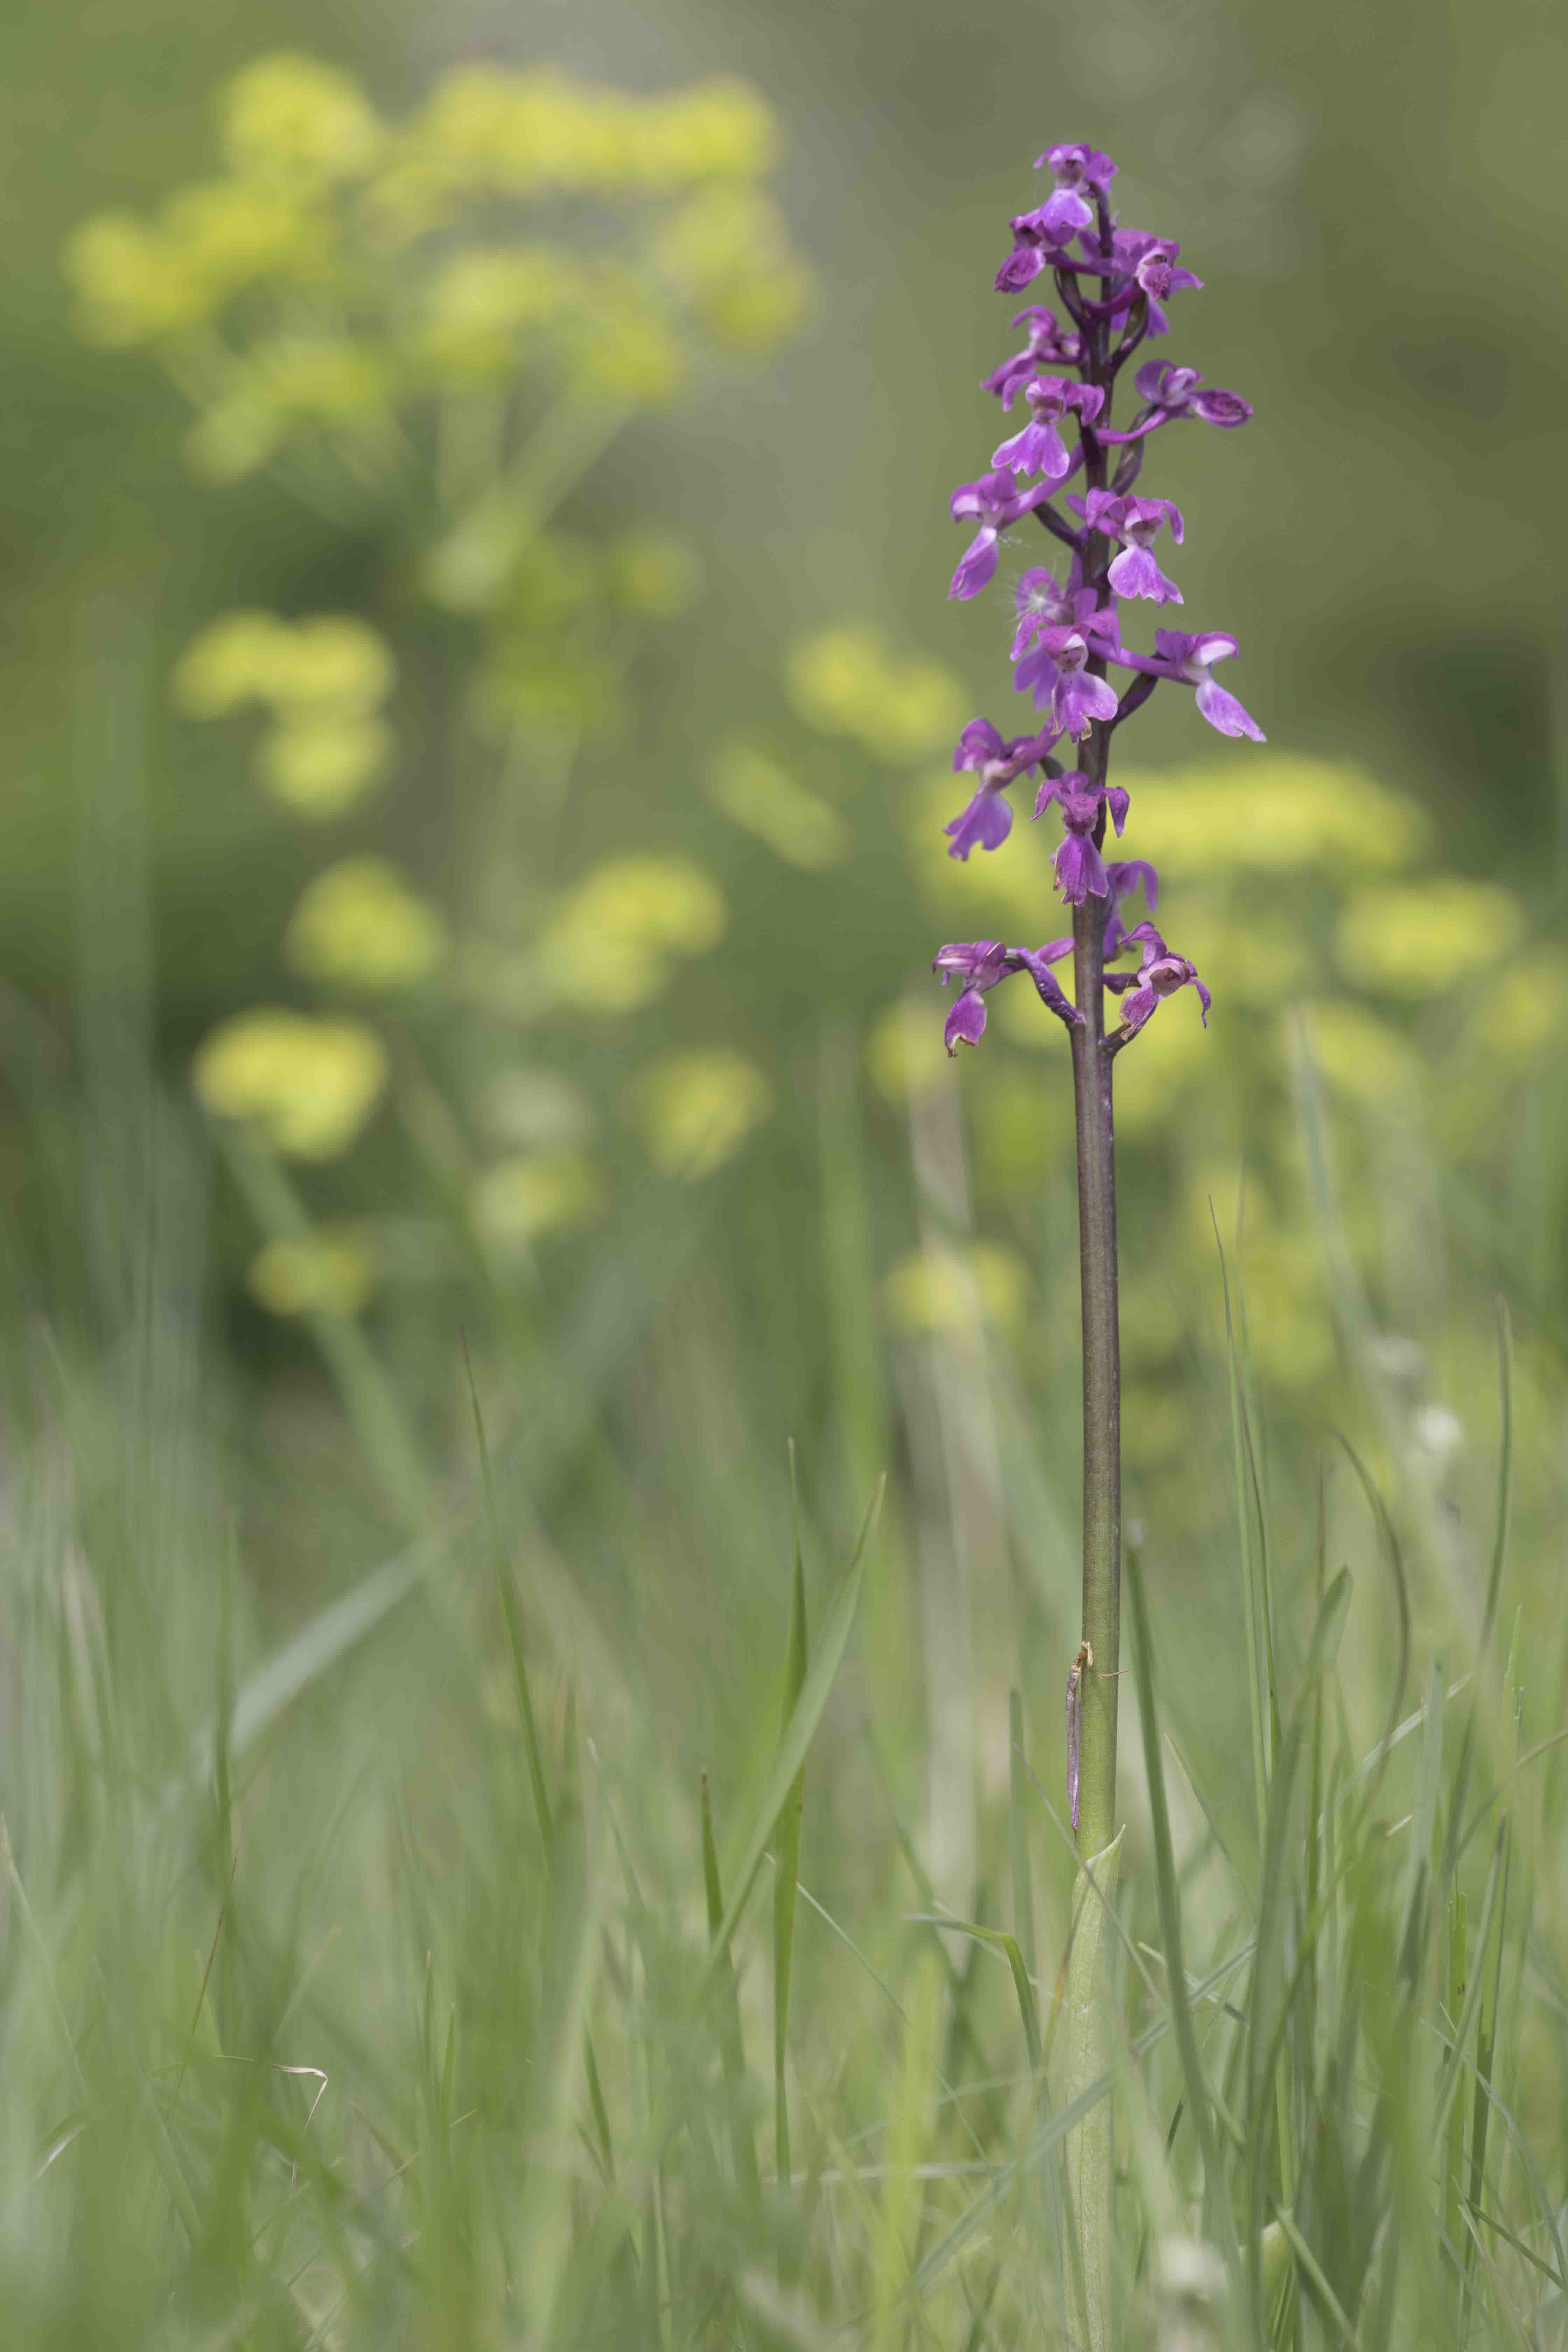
[1075,491,1186,604]
[922,157,1268,2166]
[933,938,1083,1054]
[1152,629,1266,740]
[1106,922,1211,1032]
[992,376,1104,484]
[1097,360,1252,443]
[944,717,1058,859]
[948,468,1055,600]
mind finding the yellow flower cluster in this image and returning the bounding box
[786,628,968,765]
[535,856,727,1015]
[193,1009,388,1160]
[627,1050,774,1180]
[284,858,448,993]
[172,610,396,819]
[704,736,851,870]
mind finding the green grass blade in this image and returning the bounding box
[1007,1689,1037,1992]
[773,1442,811,2192]
[463,1338,553,1849]
[699,1479,882,2001]
[1124,1541,1242,2285]
[1212,1211,1272,1865]
[906,1914,1040,2072]
[702,1769,761,2213]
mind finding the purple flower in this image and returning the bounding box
[1153,629,1265,740]
[1022,145,1116,243]
[995,206,1078,294]
[1012,580,1121,714]
[1077,490,1186,604]
[1033,143,1118,196]
[1024,625,1120,738]
[981,306,1083,402]
[933,938,1083,1053]
[944,718,1058,860]
[1113,232,1203,307]
[992,375,1104,483]
[1108,923,1211,1034]
[948,468,1053,600]
[1098,361,1252,445]
[1048,785,1112,905]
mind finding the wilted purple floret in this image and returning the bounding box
[1107,922,1211,1032]
[1152,629,1266,740]
[949,468,1054,600]
[933,938,1083,1053]
[992,376,1104,483]
[944,718,1058,860]
[1078,490,1186,604]
[1103,860,1159,958]
[982,306,1084,402]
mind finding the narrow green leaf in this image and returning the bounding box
[908,1913,1040,2072]
[698,1479,882,2001]
[773,1443,811,2191]
[702,1770,761,2212]
[1124,1542,1242,2285]
[463,1339,553,1850]
[1008,1689,1037,1990]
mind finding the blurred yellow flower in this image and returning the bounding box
[1481,949,1568,1065]
[1119,754,1430,877]
[882,1241,1027,1338]
[704,737,850,869]
[248,1224,381,1316]
[285,858,447,992]
[255,715,396,818]
[1296,1001,1422,1105]
[472,1150,609,1248]
[537,856,726,1014]
[866,1000,952,1105]
[1112,1001,1211,1138]
[193,1009,388,1159]
[1334,877,1517,996]
[653,186,814,353]
[786,628,966,764]
[173,611,393,718]
[419,246,579,379]
[636,79,781,181]
[221,54,383,187]
[628,1049,773,1178]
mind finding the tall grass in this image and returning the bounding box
[2,963,1566,2350]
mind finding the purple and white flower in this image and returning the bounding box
[933,938,1083,1053]
[944,718,1059,860]
[1098,361,1252,444]
[1152,629,1265,740]
[1107,922,1211,1032]
[948,468,1054,600]
[992,376,1104,483]
[1077,490,1186,604]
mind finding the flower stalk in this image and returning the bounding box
[927,140,1264,2337]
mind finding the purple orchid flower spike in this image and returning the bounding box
[944,718,1059,859]
[981,306,1083,402]
[933,938,1083,1053]
[1108,922,1211,1034]
[948,468,1053,600]
[1077,491,1186,604]
[1153,628,1266,739]
[1098,361,1252,444]
[992,376,1104,483]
